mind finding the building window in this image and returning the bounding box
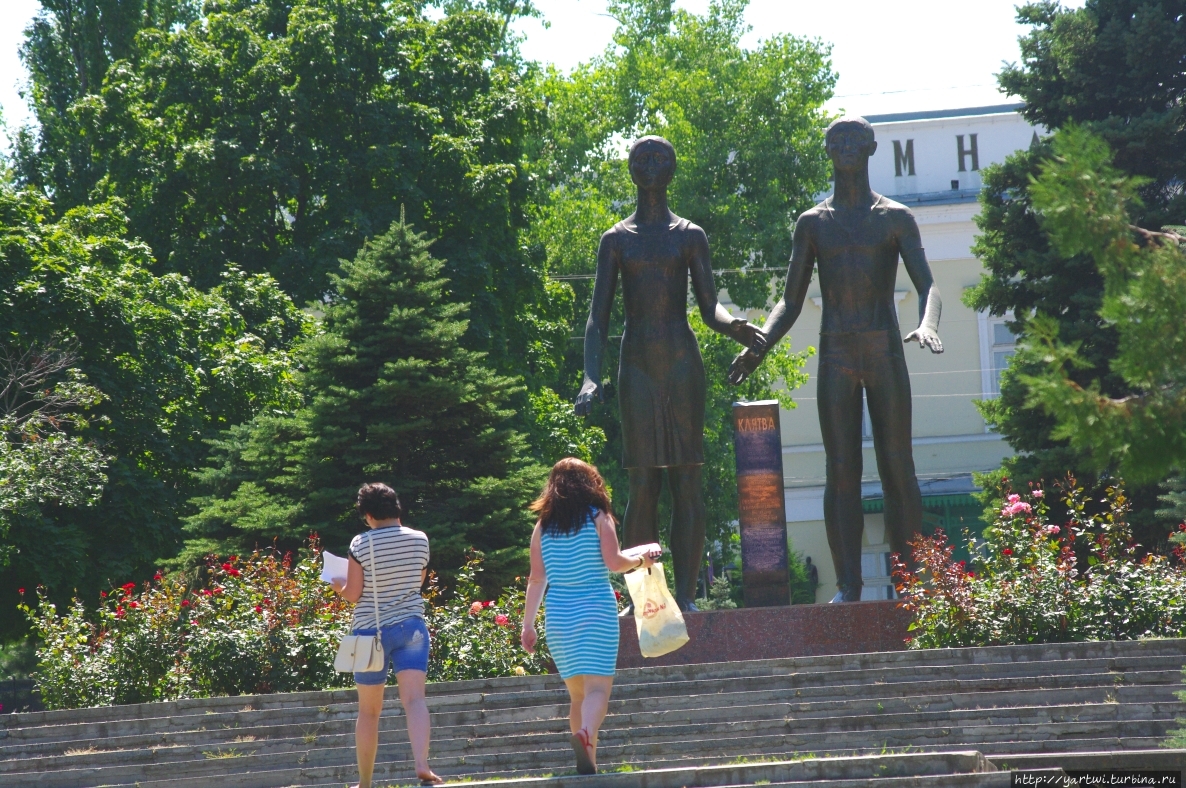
[977,310,1017,398]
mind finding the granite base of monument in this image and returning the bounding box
[616,601,912,669]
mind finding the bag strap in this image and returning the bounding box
[366,532,382,629]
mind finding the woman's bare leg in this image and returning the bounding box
[354,683,385,788]
[578,674,614,765]
[396,669,440,782]
[562,676,586,734]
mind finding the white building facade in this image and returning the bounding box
[762,104,1042,602]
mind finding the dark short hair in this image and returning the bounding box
[825,116,875,146]
[356,483,403,520]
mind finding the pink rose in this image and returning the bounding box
[1032,489,1044,499]
[1007,494,1021,504]
[469,602,483,616]
[1044,525,1060,536]
[494,614,510,626]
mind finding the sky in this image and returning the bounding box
[0,0,1085,135]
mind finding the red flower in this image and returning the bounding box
[180,599,191,608]
[1002,548,1013,556]
[494,614,510,626]
[100,591,107,598]
[483,601,494,608]
[200,589,212,597]
[227,568,241,577]
[614,590,622,600]
[129,601,140,609]
[115,607,126,618]
[122,582,135,592]
[966,572,975,579]
[229,555,238,562]
[254,605,263,614]
[153,572,162,581]
[212,587,223,595]
[17,588,24,595]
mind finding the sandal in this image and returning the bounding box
[570,727,596,775]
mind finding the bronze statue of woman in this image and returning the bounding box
[574,136,765,609]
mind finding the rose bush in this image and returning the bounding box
[24,539,354,709]
[424,553,552,682]
[895,480,1186,648]
[26,545,552,709]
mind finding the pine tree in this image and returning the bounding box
[185,215,546,583]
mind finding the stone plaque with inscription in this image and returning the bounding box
[732,400,790,607]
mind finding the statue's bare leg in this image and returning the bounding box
[623,467,662,549]
[865,336,923,575]
[667,464,707,609]
[817,340,866,602]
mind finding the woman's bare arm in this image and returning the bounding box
[596,511,657,573]
[521,523,547,654]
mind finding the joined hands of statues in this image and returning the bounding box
[903,326,944,353]
[727,320,769,386]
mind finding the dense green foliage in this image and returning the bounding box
[963,0,1185,538]
[186,216,545,587]
[1018,128,1186,485]
[0,190,305,638]
[897,482,1186,648]
[16,0,554,374]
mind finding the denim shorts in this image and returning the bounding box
[352,617,431,685]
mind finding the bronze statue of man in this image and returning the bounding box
[730,117,944,603]
[575,136,765,610]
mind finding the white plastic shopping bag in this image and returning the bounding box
[624,563,689,658]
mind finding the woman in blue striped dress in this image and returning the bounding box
[521,458,660,775]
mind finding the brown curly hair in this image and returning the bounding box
[529,458,613,537]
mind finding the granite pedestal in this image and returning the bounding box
[616,601,912,669]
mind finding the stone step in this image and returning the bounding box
[6,636,1182,733]
[0,713,1171,788]
[5,696,1174,777]
[4,679,1172,763]
[5,750,1008,788]
[5,654,1179,747]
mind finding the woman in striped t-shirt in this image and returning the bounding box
[521,459,660,775]
[331,483,441,786]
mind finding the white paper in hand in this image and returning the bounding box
[321,550,348,585]
[622,543,662,561]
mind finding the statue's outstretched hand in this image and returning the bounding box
[728,348,764,386]
[574,377,602,416]
[904,326,944,354]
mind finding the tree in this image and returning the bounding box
[0,188,306,638]
[963,0,1186,539]
[186,215,546,589]
[1018,127,1186,484]
[15,0,558,377]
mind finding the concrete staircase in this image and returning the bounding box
[2,639,1184,787]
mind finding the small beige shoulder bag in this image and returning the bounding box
[333,534,386,673]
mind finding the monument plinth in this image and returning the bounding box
[733,400,790,607]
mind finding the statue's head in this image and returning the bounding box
[825,116,877,172]
[628,136,676,190]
